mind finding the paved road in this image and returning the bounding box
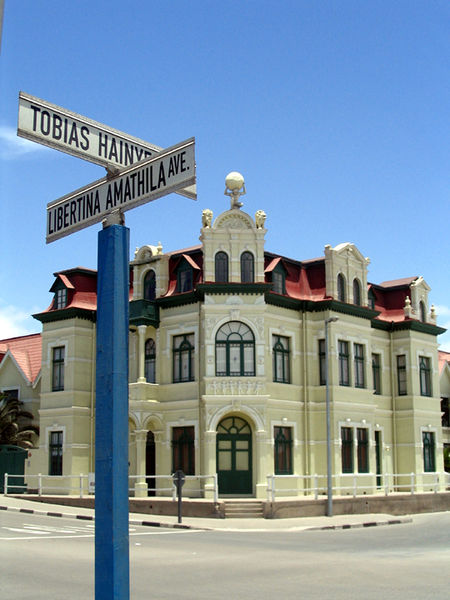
[1,511,449,599]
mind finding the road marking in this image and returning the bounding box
[1,529,203,541]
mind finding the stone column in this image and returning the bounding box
[134,429,148,498]
[255,429,269,498]
[137,325,147,383]
[203,430,217,499]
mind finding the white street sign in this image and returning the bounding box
[18,91,196,200]
[46,138,195,243]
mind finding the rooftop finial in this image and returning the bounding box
[224,171,246,209]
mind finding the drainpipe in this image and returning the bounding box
[389,329,398,476]
[90,322,96,473]
[302,309,310,477]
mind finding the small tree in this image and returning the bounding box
[0,394,39,449]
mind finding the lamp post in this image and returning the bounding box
[325,316,339,517]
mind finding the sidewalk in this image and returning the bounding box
[0,494,412,532]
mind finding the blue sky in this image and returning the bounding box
[1,1,449,349]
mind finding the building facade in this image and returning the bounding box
[1,180,447,497]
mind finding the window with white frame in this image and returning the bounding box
[145,338,156,383]
[215,251,229,282]
[422,431,435,472]
[353,278,361,306]
[216,321,255,377]
[372,353,381,395]
[172,334,194,383]
[273,335,290,383]
[49,430,63,476]
[52,346,65,391]
[54,287,67,310]
[338,341,350,386]
[318,339,326,385]
[337,273,346,302]
[172,426,195,475]
[419,356,432,397]
[341,427,353,473]
[397,354,407,395]
[240,251,254,283]
[274,426,293,474]
[354,343,365,388]
[143,270,156,300]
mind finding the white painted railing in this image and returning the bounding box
[128,473,218,502]
[3,472,218,502]
[266,472,450,503]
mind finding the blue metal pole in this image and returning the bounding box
[95,222,130,600]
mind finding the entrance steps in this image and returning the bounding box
[223,500,264,519]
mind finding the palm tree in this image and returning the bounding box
[0,394,39,449]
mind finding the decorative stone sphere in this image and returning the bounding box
[225,171,245,191]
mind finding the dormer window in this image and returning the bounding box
[272,263,286,295]
[337,273,346,302]
[177,260,193,292]
[54,287,67,309]
[241,251,254,283]
[143,270,156,300]
[215,252,229,282]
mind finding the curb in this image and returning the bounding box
[1,503,412,531]
[305,517,413,531]
[0,504,205,530]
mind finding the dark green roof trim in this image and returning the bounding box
[156,291,199,308]
[313,300,380,320]
[157,283,272,308]
[129,300,160,327]
[371,319,446,336]
[265,295,380,320]
[197,282,272,295]
[33,307,96,324]
[265,293,302,310]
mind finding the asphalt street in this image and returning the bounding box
[1,510,449,599]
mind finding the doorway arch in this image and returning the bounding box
[216,416,252,494]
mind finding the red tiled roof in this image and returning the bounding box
[378,277,417,288]
[0,333,41,384]
[34,247,426,330]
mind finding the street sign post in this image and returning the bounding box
[46,137,195,243]
[19,92,197,600]
[18,91,196,199]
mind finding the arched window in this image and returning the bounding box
[216,321,255,376]
[353,278,361,306]
[173,334,194,382]
[240,251,254,283]
[143,270,156,300]
[215,251,229,282]
[145,338,156,383]
[419,301,426,322]
[337,273,346,302]
[273,335,290,383]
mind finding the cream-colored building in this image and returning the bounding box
[2,178,447,498]
[439,351,450,470]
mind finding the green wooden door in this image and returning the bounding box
[217,417,252,494]
[0,445,27,493]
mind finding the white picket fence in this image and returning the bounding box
[266,471,450,502]
[2,472,218,502]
